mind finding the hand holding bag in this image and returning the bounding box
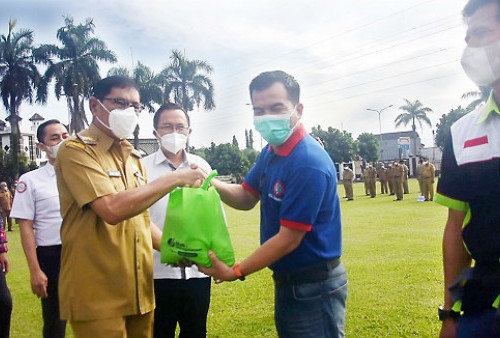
[160,170,235,267]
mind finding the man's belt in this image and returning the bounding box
[272,258,341,284]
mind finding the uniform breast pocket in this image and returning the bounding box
[111,176,127,192]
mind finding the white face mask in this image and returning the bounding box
[96,100,139,139]
[159,132,187,154]
[461,40,500,86]
[45,141,63,159]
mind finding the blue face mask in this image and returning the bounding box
[253,107,298,146]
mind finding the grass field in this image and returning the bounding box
[6,178,447,337]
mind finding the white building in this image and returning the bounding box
[0,113,47,166]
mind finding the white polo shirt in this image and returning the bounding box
[10,163,62,246]
[143,149,212,279]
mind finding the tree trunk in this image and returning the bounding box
[9,95,20,179]
[133,124,139,149]
[68,91,88,134]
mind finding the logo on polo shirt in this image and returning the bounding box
[273,181,285,198]
[16,181,27,193]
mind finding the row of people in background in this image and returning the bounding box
[342,159,435,202]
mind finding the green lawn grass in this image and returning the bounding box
[7,178,447,337]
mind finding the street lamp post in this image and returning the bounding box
[366,104,393,162]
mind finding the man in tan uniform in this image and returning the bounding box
[378,165,388,194]
[0,182,13,231]
[421,158,435,201]
[386,164,395,195]
[363,168,370,195]
[342,166,354,201]
[393,162,404,201]
[367,164,377,198]
[400,160,410,194]
[416,158,425,195]
[55,76,205,338]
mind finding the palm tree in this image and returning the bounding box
[462,86,490,112]
[0,19,42,177]
[37,16,116,134]
[394,99,433,133]
[108,62,162,148]
[159,50,215,113]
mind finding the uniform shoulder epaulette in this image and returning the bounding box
[76,132,98,145]
[131,149,142,158]
[64,140,86,150]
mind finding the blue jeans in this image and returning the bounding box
[458,308,500,338]
[274,262,347,338]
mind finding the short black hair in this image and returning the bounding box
[37,119,62,143]
[249,70,300,104]
[91,76,139,101]
[463,0,500,19]
[153,103,190,129]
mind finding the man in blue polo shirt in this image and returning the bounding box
[436,0,500,336]
[198,70,347,337]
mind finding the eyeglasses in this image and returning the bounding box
[102,97,145,113]
[158,124,189,134]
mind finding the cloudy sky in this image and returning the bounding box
[2,0,474,149]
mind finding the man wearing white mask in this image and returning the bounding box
[436,0,500,337]
[11,119,69,338]
[55,76,205,337]
[142,103,212,338]
[198,70,347,337]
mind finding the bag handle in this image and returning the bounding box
[201,170,218,190]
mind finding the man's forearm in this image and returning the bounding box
[211,179,258,210]
[19,221,41,274]
[238,227,306,277]
[442,210,470,309]
[91,170,200,225]
[150,222,162,251]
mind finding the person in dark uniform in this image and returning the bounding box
[436,1,500,336]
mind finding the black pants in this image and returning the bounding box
[0,268,12,338]
[154,277,211,338]
[37,245,66,338]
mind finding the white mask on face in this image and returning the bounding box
[461,40,500,86]
[45,141,63,159]
[159,132,187,154]
[96,100,139,139]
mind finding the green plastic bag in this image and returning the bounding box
[160,170,235,267]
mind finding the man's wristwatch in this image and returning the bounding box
[438,306,460,321]
[232,263,245,281]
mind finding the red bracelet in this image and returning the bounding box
[232,263,245,281]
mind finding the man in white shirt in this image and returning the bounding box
[11,119,69,338]
[142,103,212,338]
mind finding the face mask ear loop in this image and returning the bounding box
[95,100,113,131]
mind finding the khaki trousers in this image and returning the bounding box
[343,182,353,200]
[422,178,434,200]
[71,311,154,338]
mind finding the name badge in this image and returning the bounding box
[107,170,122,177]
